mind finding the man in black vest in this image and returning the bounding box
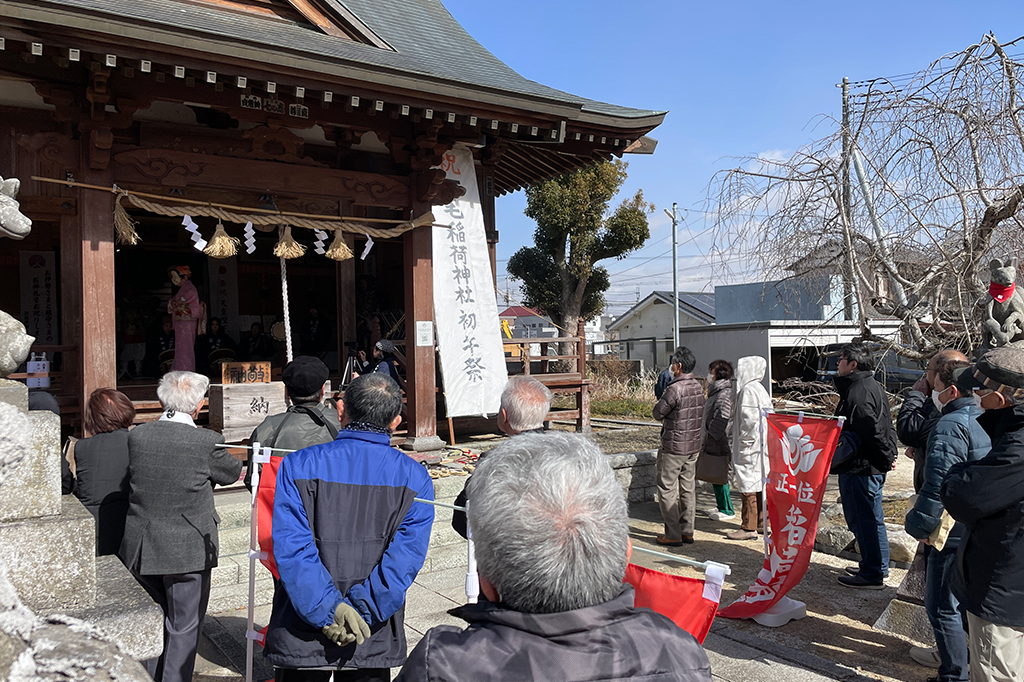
[244,356,340,490]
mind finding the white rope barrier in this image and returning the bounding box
[219,443,733,578]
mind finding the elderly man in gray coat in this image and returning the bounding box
[119,371,242,682]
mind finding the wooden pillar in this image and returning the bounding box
[401,215,443,452]
[77,165,116,423]
[476,166,499,290]
[576,318,591,433]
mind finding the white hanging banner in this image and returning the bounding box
[432,144,507,416]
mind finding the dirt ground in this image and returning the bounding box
[446,421,925,682]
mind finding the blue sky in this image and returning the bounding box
[440,0,1023,315]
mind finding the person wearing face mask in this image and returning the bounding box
[904,360,990,682]
[941,348,1024,682]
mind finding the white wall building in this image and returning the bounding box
[603,291,716,370]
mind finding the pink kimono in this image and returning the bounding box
[168,278,200,372]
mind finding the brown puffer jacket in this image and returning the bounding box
[653,374,704,455]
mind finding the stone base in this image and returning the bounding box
[0,496,96,611]
[400,434,446,454]
[42,555,164,661]
[873,598,935,647]
[0,410,60,521]
[0,378,27,412]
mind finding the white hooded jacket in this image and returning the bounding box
[731,356,772,493]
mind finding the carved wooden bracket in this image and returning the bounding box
[480,137,508,166]
[230,121,325,167]
[415,169,466,205]
[32,62,152,170]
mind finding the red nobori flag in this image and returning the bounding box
[718,412,842,619]
[256,455,283,580]
[625,563,721,643]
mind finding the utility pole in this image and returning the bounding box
[663,203,680,351]
[841,77,855,321]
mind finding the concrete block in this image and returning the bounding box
[0,410,60,521]
[42,555,164,660]
[885,523,920,565]
[873,597,935,647]
[421,543,468,574]
[0,495,96,611]
[0,378,27,411]
[895,549,928,605]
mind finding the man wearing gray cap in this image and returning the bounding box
[941,347,1024,682]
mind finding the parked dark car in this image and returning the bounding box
[816,343,925,395]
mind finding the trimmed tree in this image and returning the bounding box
[507,159,652,341]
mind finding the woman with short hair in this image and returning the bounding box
[75,387,135,556]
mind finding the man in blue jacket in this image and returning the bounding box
[904,361,990,682]
[266,373,435,682]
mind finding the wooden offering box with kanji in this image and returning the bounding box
[208,365,286,442]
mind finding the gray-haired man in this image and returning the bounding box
[451,375,552,538]
[120,371,243,682]
[397,432,712,682]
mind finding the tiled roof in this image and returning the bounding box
[653,290,716,321]
[499,306,542,318]
[13,0,665,123]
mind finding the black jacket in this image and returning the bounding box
[451,428,544,539]
[896,389,940,491]
[74,429,131,556]
[394,586,711,682]
[832,370,898,475]
[941,404,1024,627]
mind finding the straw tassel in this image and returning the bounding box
[324,229,354,261]
[273,224,306,259]
[203,221,239,258]
[113,195,141,245]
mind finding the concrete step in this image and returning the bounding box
[0,495,97,611]
[421,540,469,575]
[40,554,164,660]
[215,490,254,530]
[218,526,254,557]
[208,577,275,613]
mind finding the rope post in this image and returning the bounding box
[760,407,771,559]
[465,500,479,604]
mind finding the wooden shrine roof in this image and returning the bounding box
[0,0,665,193]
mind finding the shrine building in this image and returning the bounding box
[0,0,665,449]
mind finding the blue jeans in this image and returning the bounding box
[838,473,889,582]
[925,540,969,681]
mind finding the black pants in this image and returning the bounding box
[274,667,390,682]
[134,569,212,682]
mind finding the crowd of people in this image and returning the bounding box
[650,342,1023,681]
[55,338,1023,682]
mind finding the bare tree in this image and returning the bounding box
[708,33,1024,358]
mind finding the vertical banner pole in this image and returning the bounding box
[465,500,479,604]
[760,408,771,559]
[245,441,261,682]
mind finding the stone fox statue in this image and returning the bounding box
[982,257,1024,350]
[0,175,32,240]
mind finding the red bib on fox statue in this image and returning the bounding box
[718,412,842,619]
[990,281,1016,303]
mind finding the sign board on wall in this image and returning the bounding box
[207,256,240,338]
[19,251,58,344]
[431,144,508,416]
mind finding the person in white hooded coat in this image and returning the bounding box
[728,356,772,540]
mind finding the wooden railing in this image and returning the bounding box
[502,319,591,432]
